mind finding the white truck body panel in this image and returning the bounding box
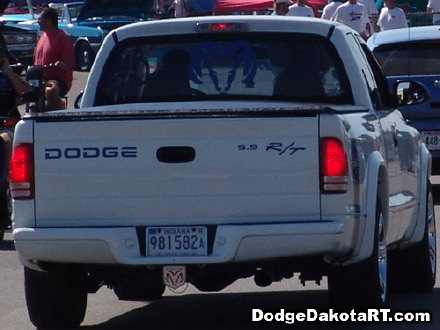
[33,116,320,227]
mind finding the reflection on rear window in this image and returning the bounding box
[95,33,353,105]
[373,42,440,76]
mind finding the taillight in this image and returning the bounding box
[320,138,348,193]
[3,118,19,128]
[209,23,233,31]
[10,143,34,200]
[195,22,249,33]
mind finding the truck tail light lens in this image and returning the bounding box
[321,138,348,193]
[195,22,249,33]
[209,23,233,31]
[10,143,34,200]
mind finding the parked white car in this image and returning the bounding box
[11,16,436,329]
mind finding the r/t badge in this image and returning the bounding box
[266,142,306,156]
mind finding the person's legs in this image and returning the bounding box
[0,132,12,164]
[45,79,69,110]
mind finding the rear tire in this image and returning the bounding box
[24,267,88,329]
[328,199,387,309]
[388,181,436,293]
[76,42,94,72]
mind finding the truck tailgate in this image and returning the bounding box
[33,116,321,227]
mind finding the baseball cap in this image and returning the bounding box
[276,0,293,4]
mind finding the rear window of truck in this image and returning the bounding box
[95,32,353,105]
[372,41,440,76]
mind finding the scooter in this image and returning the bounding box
[23,65,46,113]
[23,64,69,113]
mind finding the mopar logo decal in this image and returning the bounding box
[44,147,138,159]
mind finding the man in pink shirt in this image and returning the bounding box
[34,7,75,110]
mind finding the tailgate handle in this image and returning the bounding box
[157,146,196,163]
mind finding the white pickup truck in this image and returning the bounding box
[11,16,436,329]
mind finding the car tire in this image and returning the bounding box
[24,267,88,329]
[76,42,94,72]
[328,199,387,309]
[388,181,436,293]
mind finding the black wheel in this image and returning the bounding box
[388,181,436,293]
[24,267,88,329]
[76,42,94,72]
[328,199,387,309]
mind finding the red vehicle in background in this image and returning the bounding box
[172,0,327,17]
[4,3,37,14]
[213,0,327,17]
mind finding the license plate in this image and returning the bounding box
[423,131,440,150]
[147,227,207,257]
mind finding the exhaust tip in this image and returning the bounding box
[254,271,272,287]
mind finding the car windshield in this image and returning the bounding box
[373,41,440,76]
[77,0,153,21]
[67,4,83,22]
[95,32,353,105]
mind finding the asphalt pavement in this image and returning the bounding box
[1,71,439,330]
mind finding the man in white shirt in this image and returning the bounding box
[358,0,378,15]
[286,0,315,17]
[427,0,440,25]
[271,0,292,15]
[331,0,370,39]
[358,0,378,32]
[321,0,343,19]
[173,0,193,17]
[377,0,408,31]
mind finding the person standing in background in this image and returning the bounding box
[357,0,379,32]
[321,0,343,19]
[427,0,440,25]
[272,0,292,15]
[330,0,371,39]
[173,0,196,17]
[286,0,315,17]
[358,0,378,16]
[34,7,75,110]
[377,0,408,31]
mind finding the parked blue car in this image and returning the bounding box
[18,2,104,71]
[368,26,440,173]
[0,19,37,69]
